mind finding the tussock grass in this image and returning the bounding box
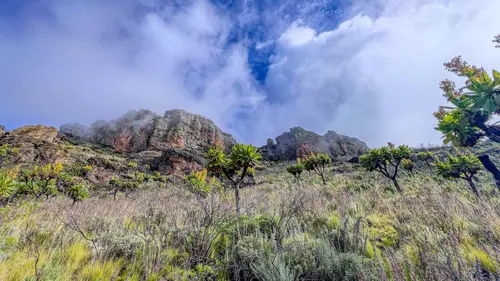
[0,164,499,280]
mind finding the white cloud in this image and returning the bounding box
[0,0,262,140]
[1,0,499,148]
[256,0,500,147]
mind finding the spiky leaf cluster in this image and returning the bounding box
[206,144,261,181]
[436,151,482,180]
[302,153,331,184]
[435,50,500,146]
[286,159,304,180]
[401,159,415,173]
[360,145,411,173]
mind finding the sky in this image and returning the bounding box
[0,0,499,147]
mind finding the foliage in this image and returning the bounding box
[303,153,332,184]
[401,158,415,176]
[108,172,144,199]
[205,144,261,213]
[66,184,90,204]
[185,169,222,196]
[127,161,138,169]
[434,37,500,147]
[436,150,483,197]
[360,144,411,192]
[0,170,18,203]
[417,151,435,171]
[286,158,304,181]
[19,163,64,200]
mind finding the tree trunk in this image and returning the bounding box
[466,177,480,197]
[320,173,326,185]
[113,189,118,200]
[234,182,241,214]
[391,177,402,193]
[478,154,500,191]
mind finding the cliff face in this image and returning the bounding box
[2,110,369,177]
[60,109,236,174]
[261,127,368,161]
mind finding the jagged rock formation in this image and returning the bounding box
[60,109,236,174]
[261,127,368,161]
[0,125,5,135]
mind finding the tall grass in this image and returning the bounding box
[0,164,499,280]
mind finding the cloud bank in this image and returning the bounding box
[1,0,499,147]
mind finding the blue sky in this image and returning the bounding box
[1,0,500,147]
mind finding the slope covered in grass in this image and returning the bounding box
[1,162,499,281]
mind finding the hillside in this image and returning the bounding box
[1,109,500,281]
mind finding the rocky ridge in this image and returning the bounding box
[261,127,368,161]
[1,109,369,179]
[60,109,237,174]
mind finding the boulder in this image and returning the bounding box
[0,125,5,135]
[261,127,368,161]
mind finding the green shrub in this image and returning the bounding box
[303,153,332,185]
[360,143,412,192]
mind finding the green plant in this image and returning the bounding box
[19,163,64,200]
[0,171,18,204]
[185,169,222,196]
[434,37,500,188]
[205,144,261,213]
[66,184,90,205]
[127,161,138,169]
[286,159,304,181]
[108,172,144,200]
[360,143,412,192]
[417,151,435,172]
[303,154,332,184]
[436,150,483,197]
[401,158,415,177]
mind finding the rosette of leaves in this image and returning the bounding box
[206,144,261,213]
[436,150,482,197]
[360,144,412,192]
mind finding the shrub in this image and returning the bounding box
[206,144,261,213]
[127,161,138,169]
[286,159,304,181]
[303,154,332,184]
[0,171,18,204]
[19,163,63,200]
[401,158,415,176]
[417,151,435,172]
[360,143,411,192]
[66,184,90,205]
[185,169,222,196]
[436,150,483,197]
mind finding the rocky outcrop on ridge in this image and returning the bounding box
[261,127,368,161]
[60,109,237,174]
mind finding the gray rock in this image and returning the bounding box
[261,127,368,161]
[0,125,4,135]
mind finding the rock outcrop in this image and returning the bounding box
[0,125,5,135]
[0,125,61,165]
[261,127,368,161]
[60,109,237,174]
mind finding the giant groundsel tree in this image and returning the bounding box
[206,144,261,213]
[434,34,500,189]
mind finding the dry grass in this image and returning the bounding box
[1,164,499,280]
